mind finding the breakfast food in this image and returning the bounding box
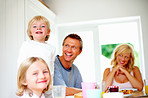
[74,92,83,98]
[107,86,119,92]
[120,89,133,94]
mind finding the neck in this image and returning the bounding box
[59,56,73,69]
[33,90,42,97]
[34,39,46,44]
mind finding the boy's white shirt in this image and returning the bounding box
[17,40,56,76]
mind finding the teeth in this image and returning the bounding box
[36,30,42,34]
[66,53,71,56]
[36,31,42,34]
[120,61,124,64]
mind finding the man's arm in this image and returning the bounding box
[66,87,82,96]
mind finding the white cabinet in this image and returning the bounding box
[0,0,56,97]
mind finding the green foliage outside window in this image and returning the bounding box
[101,43,140,68]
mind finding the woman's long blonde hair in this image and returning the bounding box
[111,44,135,73]
[16,57,52,96]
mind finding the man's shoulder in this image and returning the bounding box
[54,55,59,61]
[54,55,61,66]
[71,64,80,72]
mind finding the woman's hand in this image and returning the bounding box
[115,65,127,76]
[119,66,128,74]
[113,65,120,75]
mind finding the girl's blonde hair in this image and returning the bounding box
[27,15,50,41]
[111,44,135,73]
[16,57,52,96]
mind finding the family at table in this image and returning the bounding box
[16,15,144,98]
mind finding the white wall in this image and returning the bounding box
[0,0,24,97]
[0,0,56,97]
[44,0,148,78]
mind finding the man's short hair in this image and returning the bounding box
[62,34,83,51]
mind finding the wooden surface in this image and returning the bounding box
[68,90,148,98]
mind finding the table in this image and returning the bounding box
[66,96,74,98]
[66,91,148,98]
[124,91,148,98]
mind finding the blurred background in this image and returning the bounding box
[0,0,148,97]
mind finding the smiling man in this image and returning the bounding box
[53,34,83,96]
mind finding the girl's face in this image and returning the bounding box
[30,20,50,43]
[24,60,50,96]
[117,53,130,67]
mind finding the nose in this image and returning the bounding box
[121,57,125,61]
[37,26,41,30]
[67,47,72,52]
[38,72,45,79]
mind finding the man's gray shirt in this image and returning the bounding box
[53,55,83,88]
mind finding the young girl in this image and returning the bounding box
[16,57,52,98]
[17,15,56,79]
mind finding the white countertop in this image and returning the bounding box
[66,96,74,98]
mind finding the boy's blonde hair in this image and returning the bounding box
[16,57,52,96]
[27,15,50,41]
[111,44,135,73]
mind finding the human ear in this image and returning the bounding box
[22,80,28,86]
[79,50,82,55]
[47,29,50,35]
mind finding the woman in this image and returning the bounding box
[103,44,143,91]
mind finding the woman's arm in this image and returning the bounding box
[119,66,143,91]
[103,67,119,90]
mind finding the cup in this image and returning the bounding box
[81,82,96,98]
[144,79,148,95]
[86,89,101,98]
[53,85,66,98]
[100,81,105,97]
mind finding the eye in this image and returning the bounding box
[125,56,129,59]
[119,54,122,57]
[65,44,68,47]
[33,25,37,28]
[72,46,76,49]
[43,70,49,73]
[33,73,37,75]
[41,25,45,28]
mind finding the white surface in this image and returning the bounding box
[66,96,74,98]
[103,92,124,98]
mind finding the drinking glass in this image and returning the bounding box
[81,82,96,98]
[100,81,105,97]
[86,89,101,98]
[53,85,66,98]
[144,79,148,95]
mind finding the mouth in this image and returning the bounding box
[65,53,72,57]
[36,30,43,34]
[38,80,47,83]
[120,61,125,64]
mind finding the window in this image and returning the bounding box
[56,16,145,82]
[98,17,145,80]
